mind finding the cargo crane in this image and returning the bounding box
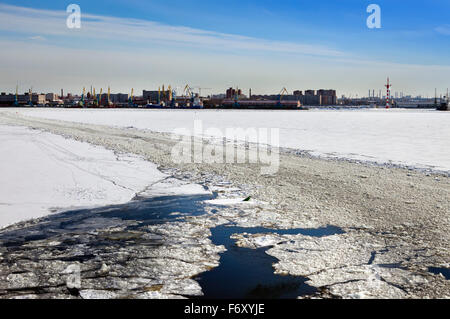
[168,85,174,107]
[434,88,438,107]
[93,88,101,107]
[437,88,449,111]
[28,88,33,107]
[182,85,195,107]
[14,85,19,107]
[160,85,168,107]
[157,84,175,107]
[93,88,100,107]
[277,87,289,107]
[107,86,112,107]
[79,87,86,107]
[234,87,240,108]
[98,88,103,107]
[93,88,97,107]
[183,84,194,98]
[169,85,178,107]
[128,88,137,107]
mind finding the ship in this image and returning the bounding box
[434,89,449,111]
[437,100,449,111]
[221,99,309,110]
[437,91,449,111]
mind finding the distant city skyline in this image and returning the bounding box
[0,1,449,97]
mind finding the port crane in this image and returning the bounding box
[157,86,168,106]
[107,86,112,107]
[170,85,178,107]
[277,87,289,106]
[168,85,172,101]
[437,88,449,111]
[182,85,194,99]
[93,88,97,107]
[14,85,19,107]
[98,88,103,107]
[79,87,86,107]
[156,84,176,107]
[28,88,33,107]
[233,87,241,108]
[128,88,137,107]
[182,84,195,106]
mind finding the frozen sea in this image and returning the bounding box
[17,108,450,173]
[0,125,205,228]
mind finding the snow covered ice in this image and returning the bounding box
[0,125,167,228]
[0,109,449,299]
[16,108,450,173]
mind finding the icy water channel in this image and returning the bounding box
[0,193,344,299]
[195,225,344,299]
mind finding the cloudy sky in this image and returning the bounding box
[0,0,449,97]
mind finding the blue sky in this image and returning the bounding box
[0,0,449,96]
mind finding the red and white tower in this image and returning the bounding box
[385,77,392,109]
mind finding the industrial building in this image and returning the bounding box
[245,89,336,106]
[226,88,244,99]
[109,93,129,104]
[0,92,46,106]
[45,93,59,102]
[143,90,169,104]
[1,86,336,109]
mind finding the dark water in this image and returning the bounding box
[195,225,344,299]
[429,267,450,280]
[0,194,214,247]
[0,193,344,299]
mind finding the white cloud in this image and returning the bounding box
[29,35,46,41]
[1,38,449,98]
[435,25,450,36]
[0,3,344,57]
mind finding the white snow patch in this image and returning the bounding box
[79,290,119,299]
[0,125,167,228]
[204,198,256,206]
[139,177,211,197]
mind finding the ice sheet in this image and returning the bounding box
[16,108,450,173]
[0,125,167,228]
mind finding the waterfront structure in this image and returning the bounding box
[385,78,392,109]
[46,93,59,102]
[226,88,242,99]
[0,92,46,106]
